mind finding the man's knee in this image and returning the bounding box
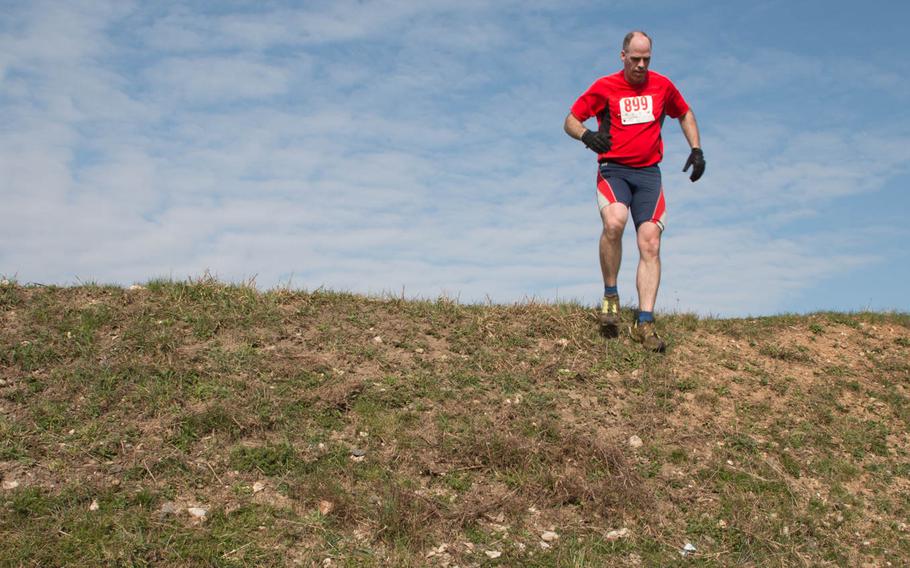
[601,205,628,240]
[637,222,661,258]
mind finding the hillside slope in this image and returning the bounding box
[1,280,908,566]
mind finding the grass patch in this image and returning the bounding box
[0,281,907,566]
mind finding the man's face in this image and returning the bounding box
[621,35,651,85]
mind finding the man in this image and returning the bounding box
[564,30,704,352]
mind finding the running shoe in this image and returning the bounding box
[600,294,620,328]
[630,320,666,353]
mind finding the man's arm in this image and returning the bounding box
[678,110,700,149]
[564,112,588,140]
[565,112,611,153]
[678,110,705,182]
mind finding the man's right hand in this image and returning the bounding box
[581,130,611,154]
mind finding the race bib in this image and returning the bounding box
[619,95,654,125]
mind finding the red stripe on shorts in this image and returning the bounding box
[597,171,617,203]
[651,187,666,228]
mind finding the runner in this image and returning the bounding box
[564,30,704,352]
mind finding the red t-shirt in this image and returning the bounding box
[570,70,689,167]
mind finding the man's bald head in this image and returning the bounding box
[620,31,652,85]
[623,31,652,52]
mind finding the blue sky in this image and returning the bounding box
[1,0,908,316]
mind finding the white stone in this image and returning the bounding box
[159,502,179,516]
[2,480,19,490]
[606,528,630,541]
[252,481,265,493]
[484,550,502,559]
[372,336,383,344]
[89,499,99,511]
[628,435,643,449]
[187,507,208,519]
[541,530,559,542]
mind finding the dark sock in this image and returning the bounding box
[637,311,654,323]
[604,285,618,297]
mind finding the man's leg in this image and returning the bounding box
[599,202,628,287]
[635,221,661,312]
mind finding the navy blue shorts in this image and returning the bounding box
[596,162,666,231]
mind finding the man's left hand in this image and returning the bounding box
[683,148,705,182]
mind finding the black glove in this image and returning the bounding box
[683,147,705,182]
[581,130,611,154]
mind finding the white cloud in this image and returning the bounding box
[144,57,291,103]
[1,1,907,317]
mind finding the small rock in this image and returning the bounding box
[128,284,145,291]
[484,511,505,523]
[372,336,383,344]
[628,435,643,449]
[322,559,332,567]
[606,528,630,541]
[2,480,20,490]
[159,502,179,516]
[351,448,367,457]
[0,378,8,387]
[252,481,265,493]
[556,338,569,347]
[358,431,368,438]
[187,507,208,520]
[484,550,502,559]
[351,455,365,463]
[541,530,559,542]
[89,499,99,511]
[318,500,334,515]
[539,541,551,549]
[415,348,425,354]
[717,519,727,529]
[681,542,696,556]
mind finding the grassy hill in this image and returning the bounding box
[1,279,908,567]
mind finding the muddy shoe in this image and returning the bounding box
[599,295,621,331]
[630,320,666,353]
